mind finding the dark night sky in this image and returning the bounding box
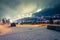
[0,0,60,20]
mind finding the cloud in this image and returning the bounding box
[0,0,60,21]
[0,1,37,21]
[0,0,20,8]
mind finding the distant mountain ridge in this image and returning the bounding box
[15,17,41,23]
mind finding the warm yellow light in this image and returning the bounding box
[3,3,37,21]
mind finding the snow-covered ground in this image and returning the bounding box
[0,27,60,40]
